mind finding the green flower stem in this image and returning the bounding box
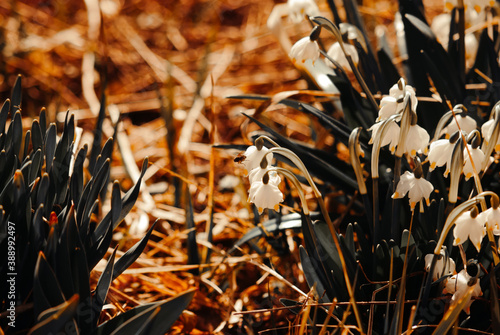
[310,16,378,113]
[392,156,402,242]
[349,128,373,235]
[255,135,281,149]
[263,146,365,334]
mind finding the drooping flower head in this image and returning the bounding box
[427,131,461,177]
[425,248,456,280]
[392,159,434,210]
[326,42,358,72]
[453,206,486,252]
[287,0,320,23]
[239,139,273,175]
[289,26,321,65]
[248,170,284,214]
[444,265,482,314]
[477,196,500,235]
[463,131,485,180]
[377,79,418,121]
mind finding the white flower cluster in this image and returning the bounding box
[239,144,283,214]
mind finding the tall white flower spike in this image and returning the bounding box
[444,267,482,314]
[425,248,456,280]
[453,207,486,252]
[392,160,434,211]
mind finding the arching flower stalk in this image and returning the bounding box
[310,16,378,112]
[259,145,364,332]
[349,127,372,234]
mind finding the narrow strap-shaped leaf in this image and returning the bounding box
[28,294,79,335]
[31,119,43,151]
[185,188,200,275]
[92,248,117,327]
[33,252,66,319]
[44,124,57,172]
[88,93,106,175]
[112,220,157,280]
[10,74,22,114]
[299,246,331,303]
[93,289,196,335]
[0,99,10,136]
[92,158,149,243]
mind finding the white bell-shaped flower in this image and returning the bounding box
[427,138,455,176]
[477,206,500,235]
[392,170,434,210]
[248,172,283,214]
[389,82,418,112]
[463,144,485,180]
[369,120,400,154]
[453,208,486,252]
[404,124,429,157]
[289,36,320,65]
[444,268,482,314]
[326,42,358,72]
[287,0,320,23]
[442,114,477,138]
[240,145,273,176]
[481,118,500,152]
[424,249,456,280]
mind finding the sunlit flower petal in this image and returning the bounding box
[289,36,320,65]
[326,42,358,72]
[248,176,283,214]
[369,121,400,153]
[481,119,500,152]
[287,0,320,23]
[388,83,418,113]
[453,210,486,252]
[241,145,273,176]
[463,145,485,180]
[478,207,500,235]
[404,124,429,157]
[428,139,455,176]
[442,114,477,137]
[444,269,482,314]
[425,250,456,280]
[392,171,434,210]
[377,96,398,121]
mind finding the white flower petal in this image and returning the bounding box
[463,145,485,180]
[241,146,272,175]
[249,181,284,214]
[287,0,320,23]
[453,210,486,251]
[289,37,320,65]
[428,139,454,173]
